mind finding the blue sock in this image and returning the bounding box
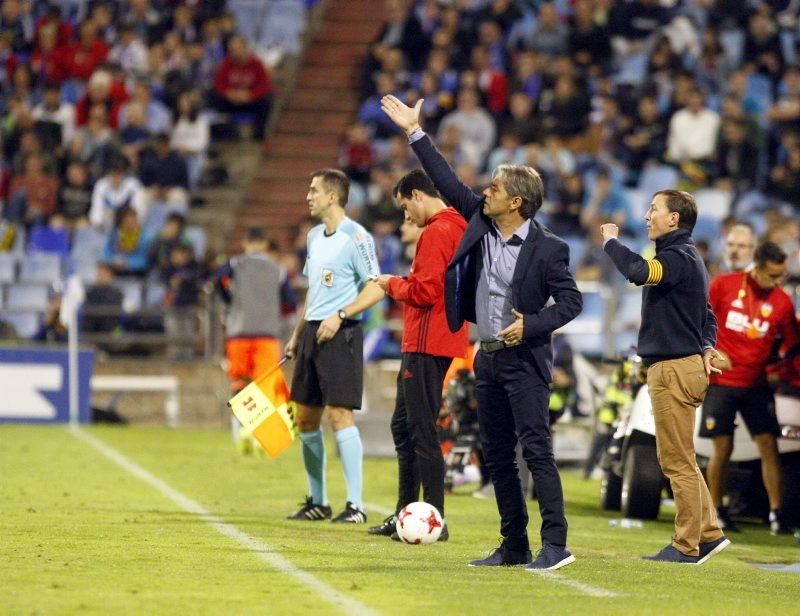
[335,426,363,509]
[299,429,326,505]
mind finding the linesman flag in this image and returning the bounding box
[228,357,297,457]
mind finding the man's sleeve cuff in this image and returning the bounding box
[407,128,425,144]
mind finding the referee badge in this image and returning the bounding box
[322,269,334,287]
[761,303,773,318]
[705,417,716,431]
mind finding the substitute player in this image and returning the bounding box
[216,226,296,452]
[285,169,384,524]
[703,241,800,534]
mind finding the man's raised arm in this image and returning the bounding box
[381,95,482,220]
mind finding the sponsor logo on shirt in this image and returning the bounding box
[724,310,770,337]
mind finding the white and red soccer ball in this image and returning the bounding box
[395,502,443,545]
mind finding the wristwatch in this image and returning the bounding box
[337,309,348,321]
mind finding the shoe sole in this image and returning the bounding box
[467,562,528,568]
[697,538,731,565]
[526,554,576,571]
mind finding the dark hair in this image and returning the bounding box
[754,241,787,266]
[245,226,266,243]
[653,189,697,232]
[166,213,186,227]
[393,169,442,201]
[494,164,545,219]
[310,168,349,207]
[114,204,137,228]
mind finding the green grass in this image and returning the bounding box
[1,425,799,615]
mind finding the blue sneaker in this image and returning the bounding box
[468,541,532,567]
[642,544,698,564]
[697,536,730,565]
[525,544,576,571]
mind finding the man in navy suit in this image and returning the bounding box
[382,95,583,570]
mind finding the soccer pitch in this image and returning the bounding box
[2,425,799,615]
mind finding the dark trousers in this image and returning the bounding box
[390,352,452,517]
[212,93,272,139]
[474,346,567,550]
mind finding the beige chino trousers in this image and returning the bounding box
[647,355,724,556]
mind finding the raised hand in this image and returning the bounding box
[381,95,423,135]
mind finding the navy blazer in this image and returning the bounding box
[410,134,583,382]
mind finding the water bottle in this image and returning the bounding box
[609,518,644,529]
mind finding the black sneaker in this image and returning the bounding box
[769,510,792,535]
[642,544,698,564]
[525,544,576,571]
[391,523,449,542]
[331,502,367,524]
[698,536,730,565]
[368,514,397,536]
[468,541,531,567]
[717,507,740,533]
[287,496,332,521]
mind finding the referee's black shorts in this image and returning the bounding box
[699,384,780,438]
[290,320,363,410]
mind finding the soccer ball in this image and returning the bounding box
[395,502,443,545]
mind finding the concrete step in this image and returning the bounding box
[316,22,379,45]
[263,138,338,159]
[296,65,357,89]
[285,88,358,113]
[304,43,365,67]
[325,0,382,22]
[279,110,350,135]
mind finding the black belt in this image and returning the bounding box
[479,339,522,353]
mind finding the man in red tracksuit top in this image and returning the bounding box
[212,34,273,140]
[702,240,800,534]
[369,169,468,542]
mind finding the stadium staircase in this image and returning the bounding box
[237,0,383,248]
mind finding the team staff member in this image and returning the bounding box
[285,169,384,524]
[601,190,729,565]
[216,226,296,451]
[382,95,582,571]
[367,170,468,541]
[721,223,756,273]
[703,241,799,534]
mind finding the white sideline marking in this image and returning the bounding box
[532,570,618,597]
[70,427,379,616]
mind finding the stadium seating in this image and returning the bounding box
[0,254,17,285]
[6,284,49,312]
[0,311,42,339]
[19,254,63,287]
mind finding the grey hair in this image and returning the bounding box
[492,164,544,219]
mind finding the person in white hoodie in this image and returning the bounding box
[89,157,147,230]
[170,91,209,191]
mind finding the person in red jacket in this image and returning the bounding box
[66,20,108,82]
[212,34,272,140]
[368,169,468,541]
[703,241,800,534]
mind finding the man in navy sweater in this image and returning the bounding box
[601,190,730,565]
[382,95,582,571]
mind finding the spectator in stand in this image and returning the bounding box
[485,130,526,175]
[58,160,93,229]
[713,120,760,194]
[29,23,68,86]
[547,172,585,238]
[767,144,800,207]
[162,243,202,360]
[437,87,496,168]
[75,69,127,130]
[609,0,671,45]
[742,11,785,89]
[476,19,509,74]
[32,82,76,150]
[358,72,402,140]
[169,4,199,45]
[108,23,150,79]
[766,66,800,138]
[138,132,190,213]
[89,4,117,47]
[212,34,272,141]
[171,91,209,192]
[540,76,590,145]
[118,101,151,167]
[148,212,191,274]
[469,45,508,115]
[6,152,58,225]
[720,223,756,273]
[72,104,119,179]
[667,87,721,184]
[8,64,38,111]
[568,0,612,72]
[522,2,568,59]
[703,241,800,535]
[580,168,633,233]
[339,121,375,186]
[0,0,33,53]
[120,79,172,136]
[123,0,165,46]
[101,204,152,277]
[66,20,109,83]
[500,91,539,146]
[90,157,147,230]
[82,262,124,336]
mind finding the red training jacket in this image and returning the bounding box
[709,271,800,387]
[387,207,469,358]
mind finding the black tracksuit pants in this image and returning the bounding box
[390,352,452,517]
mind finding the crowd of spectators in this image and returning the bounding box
[0,0,281,350]
[342,0,800,299]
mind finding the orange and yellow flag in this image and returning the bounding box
[228,359,297,458]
